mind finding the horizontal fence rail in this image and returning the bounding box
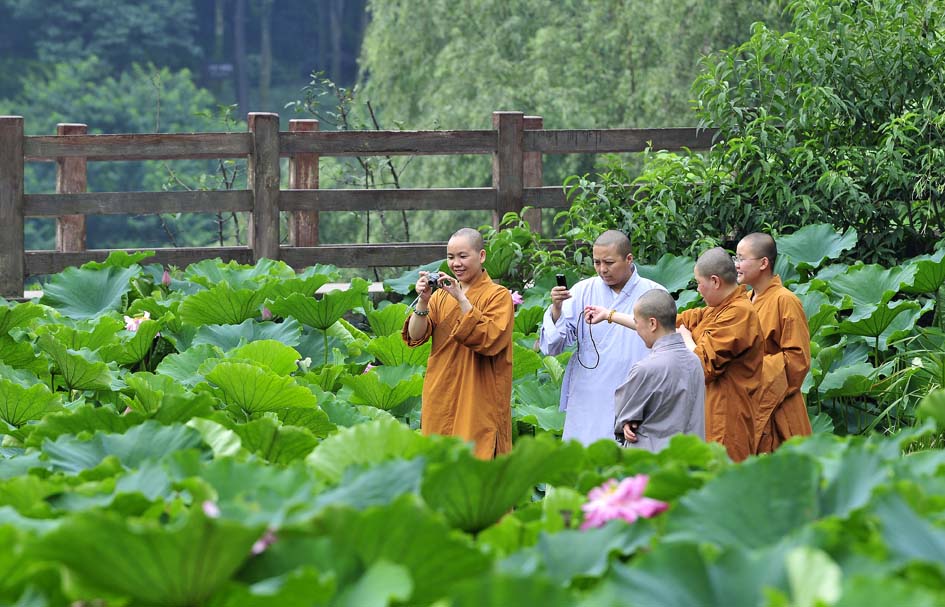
[0,110,718,297]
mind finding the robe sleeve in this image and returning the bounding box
[693,306,755,382]
[451,288,514,356]
[538,294,578,356]
[778,299,811,396]
[677,307,707,329]
[613,365,655,439]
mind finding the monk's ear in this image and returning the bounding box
[479,248,486,265]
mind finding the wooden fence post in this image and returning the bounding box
[491,111,524,228]
[287,119,319,246]
[0,116,24,298]
[56,123,88,252]
[523,115,543,234]
[248,112,281,261]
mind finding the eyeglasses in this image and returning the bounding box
[731,255,762,264]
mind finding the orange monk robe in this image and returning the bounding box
[677,285,764,462]
[402,271,514,459]
[752,275,813,453]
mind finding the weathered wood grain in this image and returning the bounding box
[248,113,281,262]
[524,127,718,154]
[281,243,446,267]
[279,130,497,156]
[492,112,524,225]
[24,190,253,216]
[56,123,88,252]
[280,188,495,212]
[25,132,252,161]
[0,117,24,298]
[287,119,320,247]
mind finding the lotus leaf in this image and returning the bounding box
[513,305,544,336]
[513,343,543,379]
[267,279,369,330]
[829,263,917,319]
[42,421,206,474]
[834,576,945,607]
[23,405,143,448]
[383,259,446,295]
[180,283,270,325]
[877,300,932,348]
[183,258,292,289]
[233,416,320,464]
[0,379,58,428]
[777,224,857,271]
[675,289,701,310]
[37,336,116,392]
[99,319,161,365]
[35,508,262,607]
[0,299,44,336]
[333,560,413,607]
[192,317,302,351]
[0,335,43,375]
[40,265,140,319]
[442,573,575,607]
[900,248,945,295]
[365,334,430,367]
[207,362,318,414]
[340,365,423,410]
[512,376,561,410]
[306,417,452,484]
[81,250,154,270]
[794,290,839,336]
[664,453,819,549]
[835,299,920,339]
[873,492,945,569]
[818,442,887,518]
[514,403,565,433]
[313,495,490,605]
[637,253,695,293]
[226,340,303,376]
[421,434,580,533]
[312,458,425,512]
[365,302,411,336]
[819,362,877,398]
[917,389,945,429]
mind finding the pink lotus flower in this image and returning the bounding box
[580,474,668,530]
[251,528,277,555]
[510,290,524,306]
[161,269,171,287]
[261,306,272,321]
[201,500,221,519]
[123,311,151,332]
[363,363,376,374]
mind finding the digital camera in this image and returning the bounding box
[427,271,442,291]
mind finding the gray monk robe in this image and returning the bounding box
[613,332,706,452]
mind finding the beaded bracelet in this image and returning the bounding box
[413,309,430,317]
[607,309,616,323]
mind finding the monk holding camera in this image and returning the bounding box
[403,227,515,459]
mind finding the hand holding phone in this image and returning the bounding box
[555,274,567,288]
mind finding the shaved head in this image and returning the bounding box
[695,247,737,285]
[633,289,677,329]
[741,232,777,267]
[450,227,485,252]
[593,230,632,257]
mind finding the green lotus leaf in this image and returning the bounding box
[81,250,154,270]
[179,283,270,325]
[267,279,369,330]
[818,442,887,518]
[263,270,332,301]
[184,258,292,290]
[42,421,206,474]
[207,361,318,414]
[35,508,262,607]
[232,415,319,464]
[917,389,945,430]
[795,289,839,336]
[192,317,302,351]
[543,353,569,385]
[340,365,423,410]
[120,371,217,422]
[785,546,842,607]
[900,248,945,295]
[155,344,223,388]
[276,402,335,438]
[0,378,58,428]
[421,434,580,533]
[834,575,945,607]
[365,334,430,367]
[819,362,877,398]
[676,289,702,311]
[873,492,945,569]
[664,453,819,549]
[514,404,566,434]
[314,495,490,606]
[514,305,545,336]
[0,299,45,336]
[445,573,575,607]
[500,520,654,587]
[23,404,143,448]
[513,343,544,380]
[306,417,456,484]
[0,335,43,375]
[513,378,564,431]
[40,265,140,320]
[332,560,412,607]
[836,300,920,339]
[226,340,302,376]
[365,302,411,336]
[878,300,931,348]
[205,566,335,607]
[36,316,124,352]
[319,397,371,428]
[594,541,789,607]
[829,264,917,318]
[383,259,446,295]
[777,224,857,271]
[49,459,174,514]
[312,457,425,513]
[36,335,116,392]
[637,253,695,293]
[99,319,161,365]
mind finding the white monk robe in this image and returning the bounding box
[538,268,665,445]
[613,332,706,452]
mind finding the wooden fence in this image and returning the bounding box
[0,111,717,297]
